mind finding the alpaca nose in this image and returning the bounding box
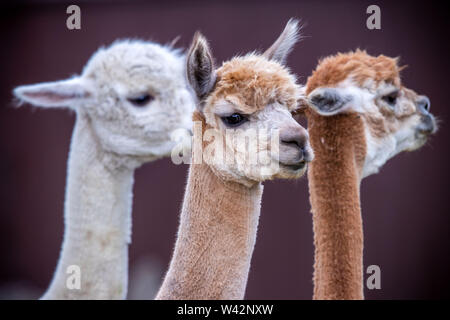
[417,95,431,115]
[280,126,312,162]
[281,130,306,149]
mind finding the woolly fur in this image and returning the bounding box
[305,50,436,300]
[306,49,402,94]
[206,54,301,114]
[14,39,195,299]
[157,20,309,299]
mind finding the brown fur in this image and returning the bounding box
[306,49,402,94]
[305,50,394,300]
[156,144,263,299]
[305,50,426,300]
[361,87,420,140]
[362,111,388,139]
[157,21,306,299]
[206,55,301,114]
[306,110,367,300]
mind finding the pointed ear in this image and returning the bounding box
[186,32,216,107]
[263,18,301,64]
[307,87,354,116]
[13,77,90,108]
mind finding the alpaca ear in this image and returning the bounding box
[186,31,216,108]
[13,77,90,108]
[263,18,301,65]
[307,87,354,116]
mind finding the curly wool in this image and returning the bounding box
[306,49,403,94]
[206,54,302,114]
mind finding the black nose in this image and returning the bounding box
[417,95,431,114]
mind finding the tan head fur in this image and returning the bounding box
[304,50,437,177]
[187,19,313,187]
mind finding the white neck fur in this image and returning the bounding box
[41,113,134,299]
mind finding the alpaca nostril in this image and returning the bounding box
[417,95,431,114]
[281,138,307,164]
[302,147,314,163]
[279,126,309,165]
[280,129,307,150]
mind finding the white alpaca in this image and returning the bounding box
[13,40,195,299]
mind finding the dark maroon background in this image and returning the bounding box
[0,0,449,299]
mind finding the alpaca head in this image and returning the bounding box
[186,19,313,186]
[13,40,195,167]
[305,50,437,178]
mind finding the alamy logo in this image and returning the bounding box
[66,265,81,290]
[366,265,381,290]
[170,121,281,178]
[366,5,381,30]
[66,5,81,30]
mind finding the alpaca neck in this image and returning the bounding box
[307,112,366,300]
[42,114,134,299]
[156,162,263,299]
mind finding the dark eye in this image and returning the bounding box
[127,94,153,107]
[221,113,248,127]
[382,91,398,106]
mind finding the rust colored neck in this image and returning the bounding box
[306,110,366,300]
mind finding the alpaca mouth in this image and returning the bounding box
[416,114,437,138]
[280,161,306,171]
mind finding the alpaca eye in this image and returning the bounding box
[382,91,398,106]
[221,113,248,127]
[128,94,153,107]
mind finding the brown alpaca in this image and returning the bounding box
[156,19,314,299]
[302,50,437,300]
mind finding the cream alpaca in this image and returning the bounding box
[301,50,437,299]
[157,19,314,300]
[13,40,195,299]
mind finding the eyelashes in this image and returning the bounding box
[382,90,399,107]
[221,113,248,127]
[127,94,154,107]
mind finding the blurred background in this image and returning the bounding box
[0,0,449,299]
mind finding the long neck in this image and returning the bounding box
[41,114,134,300]
[306,111,366,300]
[156,162,263,300]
